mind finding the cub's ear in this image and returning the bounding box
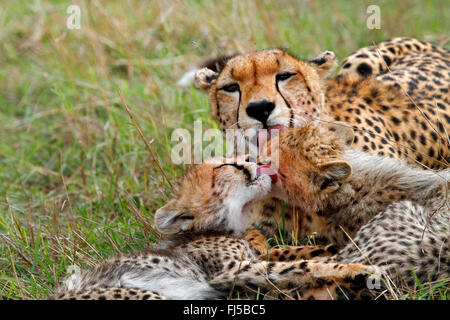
[154,203,194,235]
[316,161,352,192]
[308,51,337,79]
[194,68,219,91]
[326,121,355,145]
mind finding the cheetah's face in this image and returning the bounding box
[155,156,277,235]
[195,49,337,148]
[259,126,352,212]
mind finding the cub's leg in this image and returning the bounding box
[244,229,337,261]
[50,287,166,300]
[210,259,381,300]
[259,244,338,262]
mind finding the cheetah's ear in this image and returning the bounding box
[194,68,219,91]
[316,161,352,192]
[155,204,194,235]
[326,121,354,145]
[308,51,337,79]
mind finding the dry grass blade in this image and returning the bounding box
[118,89,173,189]
[333,280,349,300]
[325,286,334,300]
[338,225,371,265]
[72,230,102,259]
[7,247,25,300]
[379,272,399,300]
[260,276,295,300]
[8,206,27,244]
[126,198,161,240]
[104,230,121,253]
[0,234,33,267]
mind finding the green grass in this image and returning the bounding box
[0,0,449,299]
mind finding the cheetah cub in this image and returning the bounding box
[260,125,449,288]
[52,156,379,300]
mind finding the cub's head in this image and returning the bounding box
[259,125,353,213]
[195,49,337,136]
[155,156,277,236]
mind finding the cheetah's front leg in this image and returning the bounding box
[243,229,337,260]
[259,244,338,262]
[210,260,381,300]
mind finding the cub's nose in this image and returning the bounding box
[246,100,275,126]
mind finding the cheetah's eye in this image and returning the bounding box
[220,83,240,93]
[320,178,334,190]
[178,215,194,220]
[278,171,287,179]
[276,72,296,82]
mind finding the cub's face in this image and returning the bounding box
[259,126,352,212]
[155,156,277,235]
[195,49,336,144]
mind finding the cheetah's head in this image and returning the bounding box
[259,125,353,212]
[195,49,337,147]
[155,156,277,236]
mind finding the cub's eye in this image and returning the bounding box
[320,177,334,190]
[276,72,296,82]
[178,215,194,220]
[221,83,240,93]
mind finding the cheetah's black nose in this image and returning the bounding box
[246,100,275,126]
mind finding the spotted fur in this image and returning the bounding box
[51,156,381,300]
[258,125,449,287]
[51,287,166,300]
[192,38,450,279]
[195,37,450,168]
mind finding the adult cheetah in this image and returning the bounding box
[194,37,449,169]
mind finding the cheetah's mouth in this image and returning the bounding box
[257,125,288,153]
[256,165,278,184]
[241,165,278,214]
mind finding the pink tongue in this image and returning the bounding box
[256,165,278,184]
[257,125,288,153]
[269,125,289,131]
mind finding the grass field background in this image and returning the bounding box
[0,0,449,299]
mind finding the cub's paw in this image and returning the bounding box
[244,229,269,255]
